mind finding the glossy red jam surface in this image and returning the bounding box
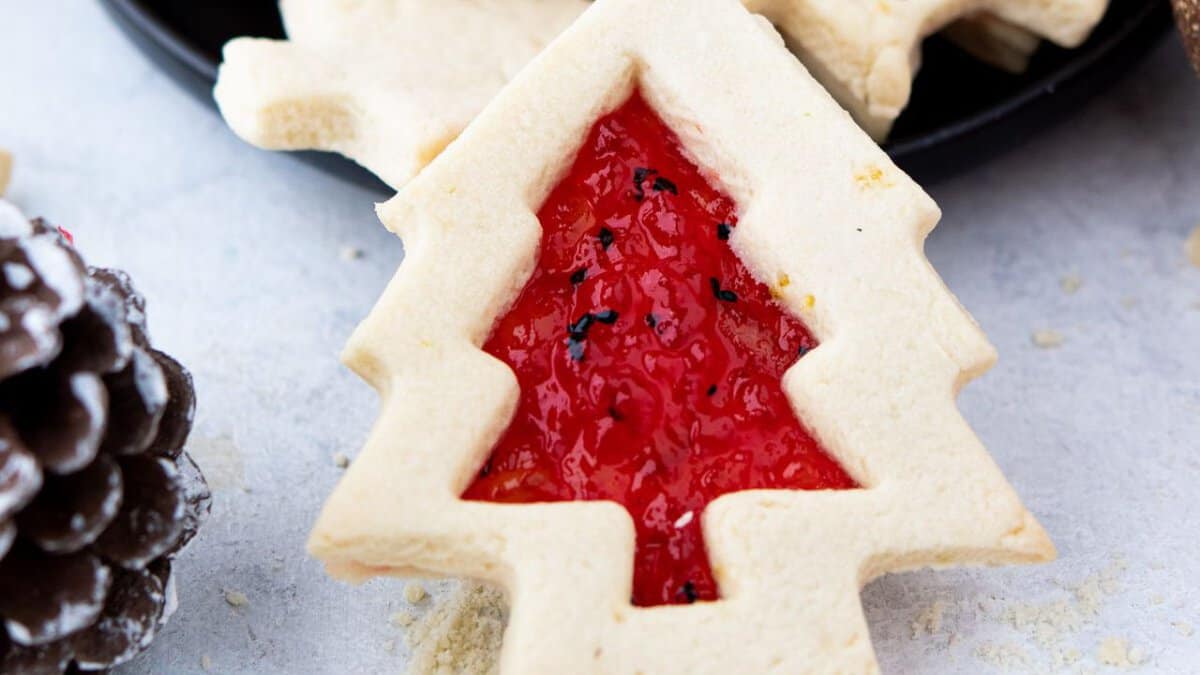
[463,92,855,607]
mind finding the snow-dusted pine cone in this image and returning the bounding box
[0,202,210,673]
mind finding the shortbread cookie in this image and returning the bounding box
[1176,0,1200,73]
[745,0,1110,138]
[215,0,1109,190]
[943,13,1043,73]
[0,149,12,197]
[307,0,1053,671]
[215,0,588,189]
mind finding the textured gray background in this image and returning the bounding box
[2,2,1198,673]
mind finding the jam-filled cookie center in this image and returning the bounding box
[463,91,856,607]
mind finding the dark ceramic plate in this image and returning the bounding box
[99,0,1172,189]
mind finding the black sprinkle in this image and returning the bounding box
[569,268,588,285]
[798,345,812,357]
[645,313,658,328]
[632,167,658,202]
[678,581,699,604]
[652,176,678,195]
[856,228,863,233]
[706,384,717,397]
[716,223,731,241]
[709,277,738,303]
[567,339,586,362]
[598,227,615,249]
[594,309,619,324]
[608,406,624,421]
[568,313,595,339]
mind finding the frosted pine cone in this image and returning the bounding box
[0,202,210,673]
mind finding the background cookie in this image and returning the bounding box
[1176,0,1200,73]
[215,0,588,189]
[215,0,1114,189]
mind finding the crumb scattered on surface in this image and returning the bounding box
[1149,594,1164,605]
[1002,598,1084,649]
[1052,647,1082,668]
[224,590,250,608]
[383,638,396,653]
[1060,274,1082,294]
[200,655,212,671]
[911,600,946,638]
[975,642,1031,669]
[1173,621,1194,637]
[333,452,350,469]
[1032,330,1064,349]
[979,557,1127,670]
[406,581,507,675]
[1097,636,1144,667]
[1120,296,1139,310]
[340,245,364,261]
[1187,225,1200,269]
[390,610,416,628]
[404,582,428,604]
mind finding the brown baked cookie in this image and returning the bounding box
[1176,0,1200,74]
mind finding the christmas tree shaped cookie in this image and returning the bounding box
[747,0,1110,138]
[214,0,1109,187]
[308,0,1054,670]
[215,0,588,189]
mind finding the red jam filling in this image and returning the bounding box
[463,91,855,607]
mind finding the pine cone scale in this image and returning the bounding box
[15,454,122,554]
[0,419,42,521]
[0,545,112,647]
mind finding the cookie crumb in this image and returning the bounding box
[340,245,364,261]
[407,581,507,675]
[1032,330,1064,349]
[1060,274,1082,294]
[383,638,397,653]
[0,149,11,197]
[1097,636,1143,667]
[974,642,1030,669]
[224,590,250,608]
[1186,225,1200,269]
[333,452,350,469]
[1120,296,1139,310]
[404,582,428,604]
[910,600,946,638]
[1053,647,1082,668]
[390,610,416,628]
[1173,621,1194,636]
[200,655,212,671]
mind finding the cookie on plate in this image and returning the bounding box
[215,0,1111,190]
[215,0,588,189]
[747,0,1110,138]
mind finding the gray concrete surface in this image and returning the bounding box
[1,2,1197,672]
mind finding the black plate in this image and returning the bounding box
[99,0,1172,189]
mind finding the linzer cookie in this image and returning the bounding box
[306,0,1053,671]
